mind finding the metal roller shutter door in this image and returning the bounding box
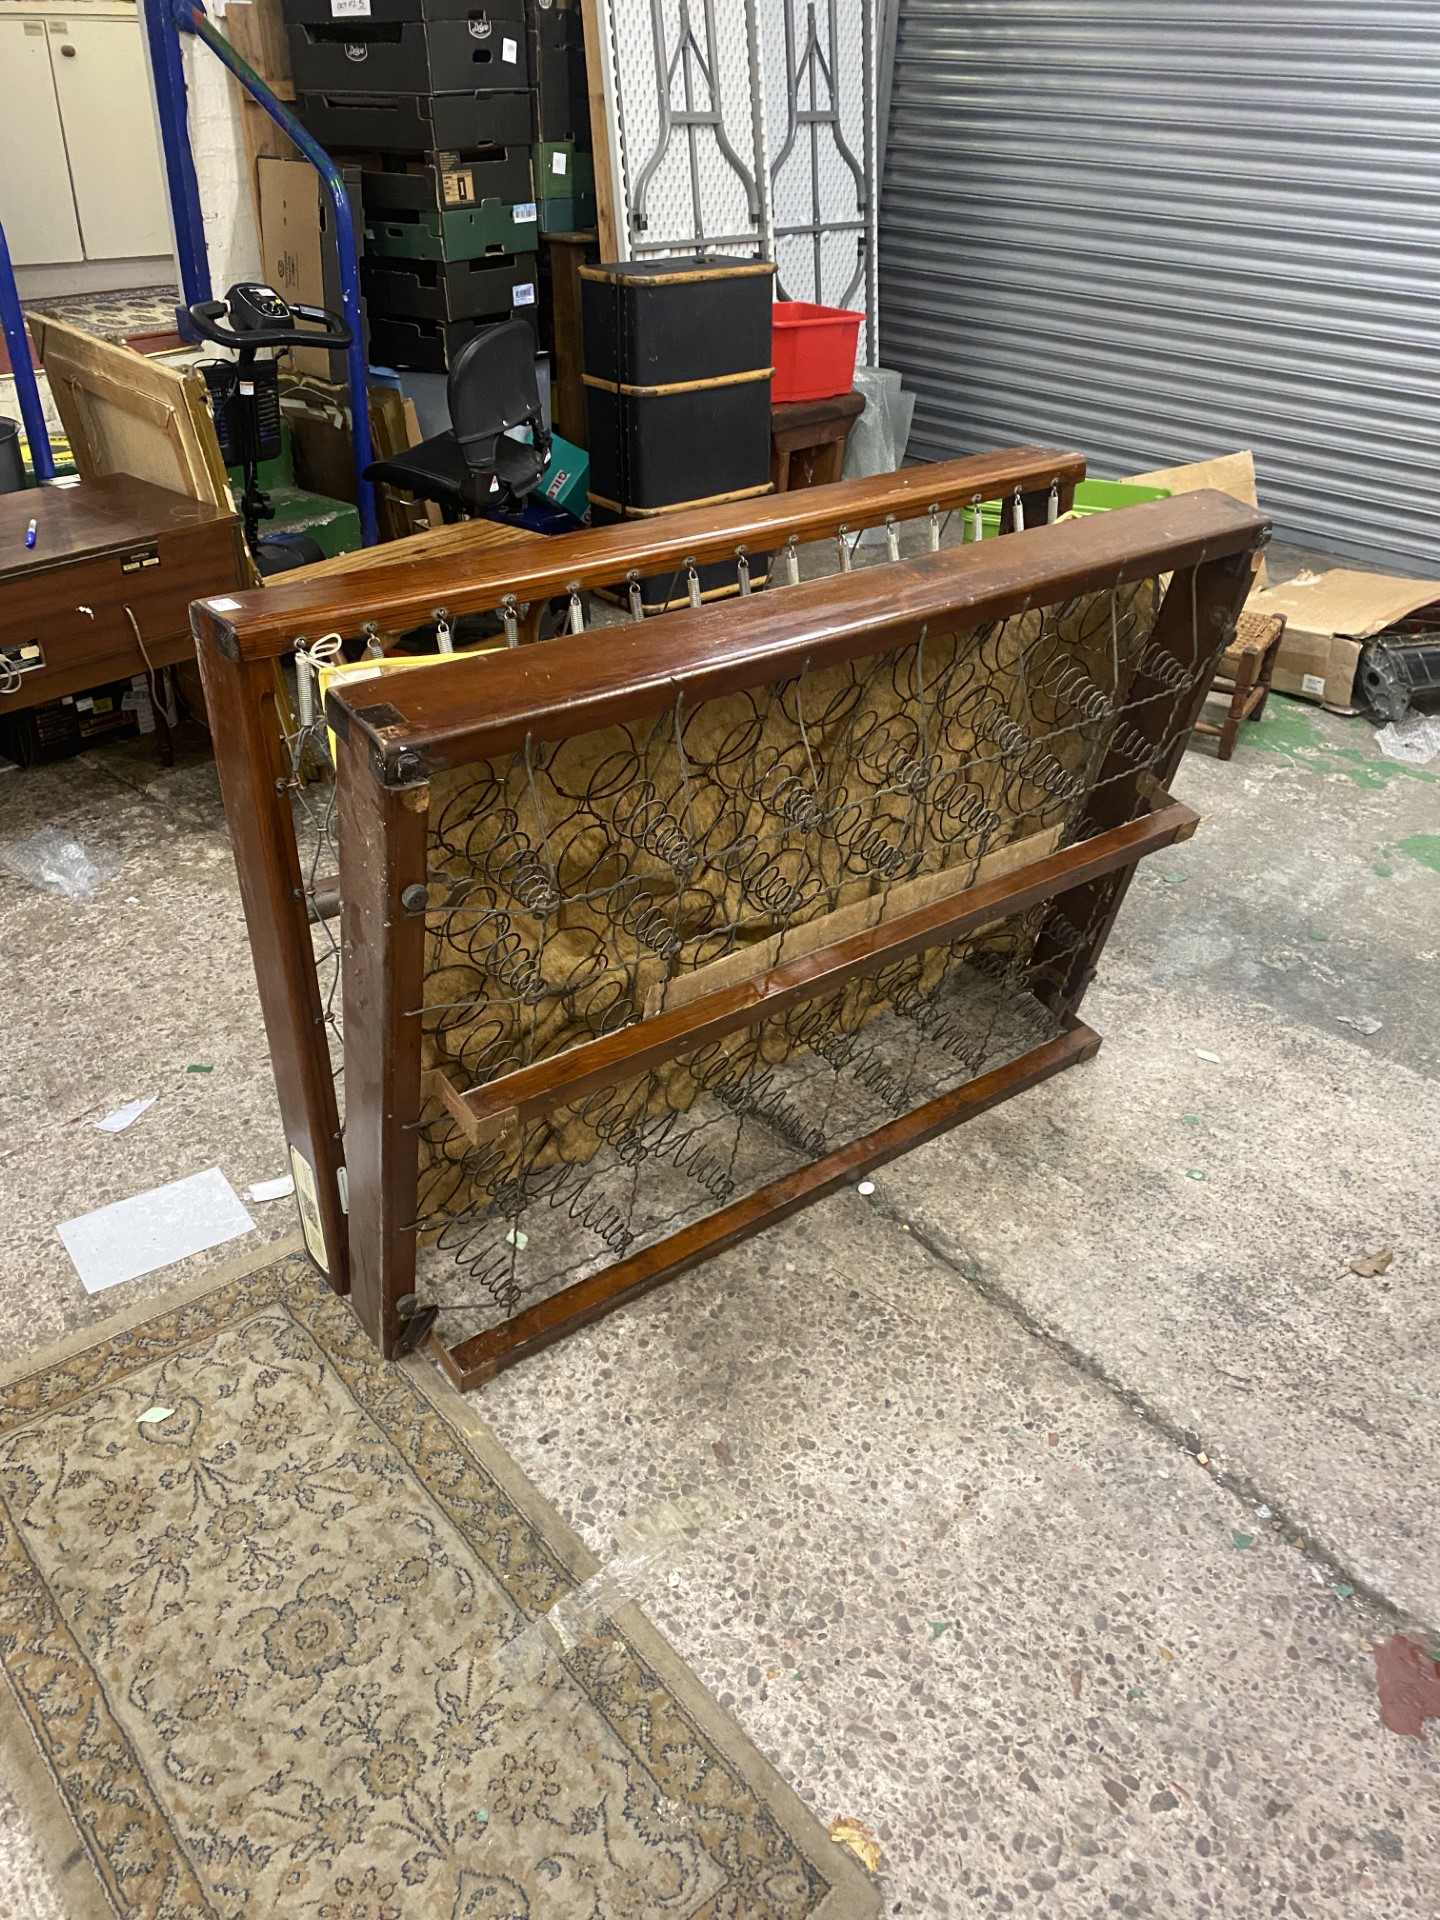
[879,1,1440,569]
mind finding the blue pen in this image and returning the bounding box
[24,518,36,549]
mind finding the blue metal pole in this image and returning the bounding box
[170,0,379,547]
[0,219,55,484]
[140,0,212,316]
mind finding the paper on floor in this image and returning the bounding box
[92,1096,157,1134]
[246,1175,295,1203]
[57,1168,255,1294]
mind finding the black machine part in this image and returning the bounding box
[1359,628,1440,725]
[189,283,353,354]
[189,285,354,573]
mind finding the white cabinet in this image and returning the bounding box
[0,19,84,266]
[48,18,171,259]
[0,2,170,272]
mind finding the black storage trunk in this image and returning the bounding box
[581,255,774,512]
[363,252,539,323]
[581,255,773,389]
[295,89,533,153]
[532,42,590,143]
[585,380,771,510]
[369,308,537,372]
[287,17,530,94]
[359,148,532,214]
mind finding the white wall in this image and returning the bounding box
[181,26,261,296]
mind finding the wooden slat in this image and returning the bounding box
[327,492,1268,779]
[451,803,1195,1133]
[337,762,431,1356]
[195,447,1088,660]
[194,641,351,1293]
[433,1019,1102,1388]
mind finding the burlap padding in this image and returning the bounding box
[416,584,1159,1214]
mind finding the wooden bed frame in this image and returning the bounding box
[193,449,1087,1301]
[244,484,1266,1386]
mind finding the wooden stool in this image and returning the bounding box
[1192,609,1287,760]
[770,390,866,492]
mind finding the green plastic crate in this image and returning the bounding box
[533,143,595,200]
[975,478,1171,538]
[365,198,539,262]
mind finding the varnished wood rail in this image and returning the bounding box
[194,446,1085,663]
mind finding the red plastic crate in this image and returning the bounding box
[771,301,863,403]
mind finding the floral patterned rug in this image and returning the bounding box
[0,1246,874,1920]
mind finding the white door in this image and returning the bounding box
[48,18,170,261]
[0,19,84,267]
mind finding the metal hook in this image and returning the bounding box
[567,584,585,633]
[500,594,519,648]
[969,497,983,544]
[1012,486,1025,532]
[1048,480,1060,524]
[784,536,800,586]
[434,607,454,653]
[885,515,900,563]
[928,504,942,552]
[627,570,644,620]
[685,559,702,608]
[836,526,852,573]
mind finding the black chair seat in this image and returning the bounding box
[367,429,545,514]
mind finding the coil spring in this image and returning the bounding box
[495,841,561,915]
[611,782,698,876]
[1139,644,1192,694]
[1035,655,1113,723]
[1108,720,1159,769]
[714,1071,827,1158]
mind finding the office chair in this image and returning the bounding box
[366,318,550,520]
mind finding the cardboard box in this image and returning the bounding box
[258,158,367,383]
[1243,570,1440,712]
[537,430,588,518]
[1122,450,1268,589]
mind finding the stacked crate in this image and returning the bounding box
[286,0,541,372]
[526,0,596,233]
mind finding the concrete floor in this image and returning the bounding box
[2,597,1439,1915]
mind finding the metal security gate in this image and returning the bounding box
[878,1,1440,569]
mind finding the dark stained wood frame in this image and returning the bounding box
[194,450,1088,1302]
[328,491,1267,1386]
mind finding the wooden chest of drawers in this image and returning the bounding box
[0,475,248,711]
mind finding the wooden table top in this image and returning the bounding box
[0,475,237,580]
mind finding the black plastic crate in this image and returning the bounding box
[295,89,533,153]
[359,148,532,214]
[287,16,530,95]
[364,251,539,323]
[368,307,537,371]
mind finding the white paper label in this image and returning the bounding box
[512,282,537,306]
[330,0,371,15]
[502,35,518,61]
[1300,672,1326,696]
[207,596,242,611]
[514,201,537,223]
[289,1146,329,1272]
[552,151,568,175]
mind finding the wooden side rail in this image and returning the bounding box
[325,491,1267,782]
[194,446,1086,663]
[434,1020,1103,1390]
